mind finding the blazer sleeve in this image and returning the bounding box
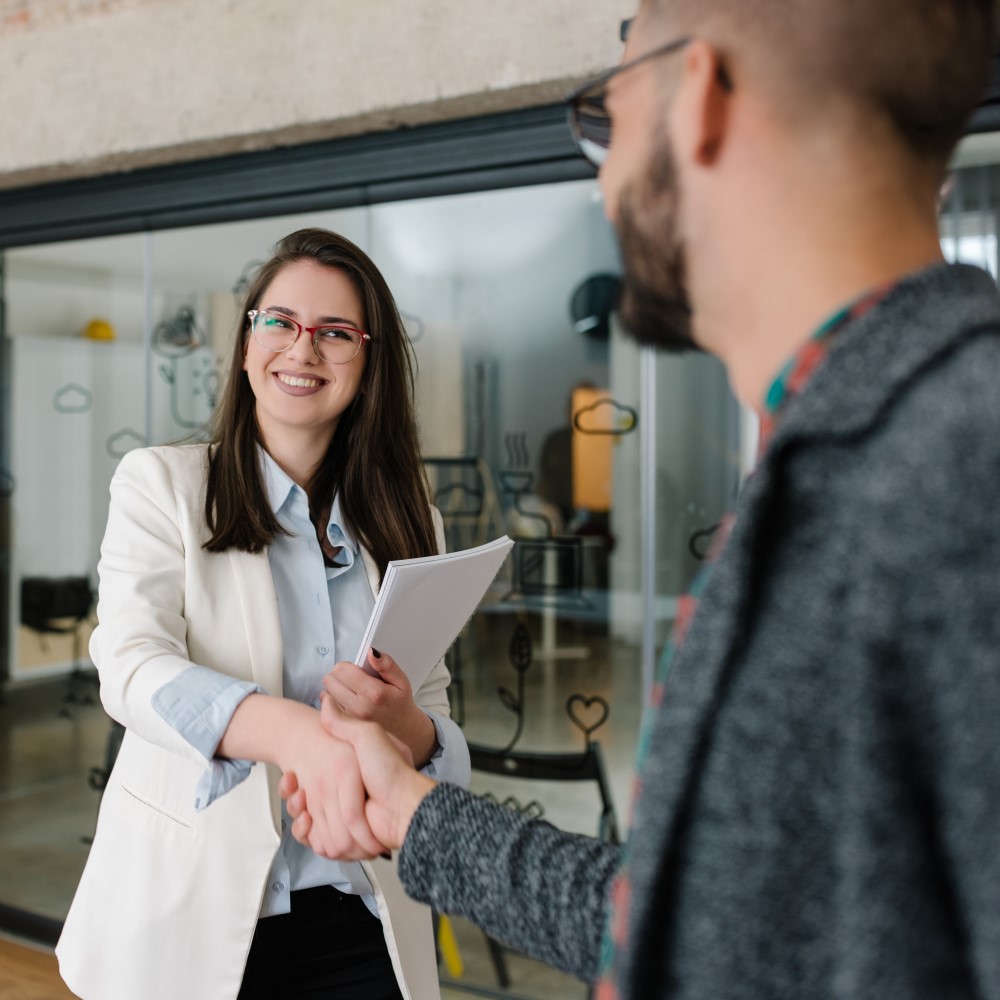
[411,505,452,719]
[89,447,213,765]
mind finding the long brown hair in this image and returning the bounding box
[204,227,436,580]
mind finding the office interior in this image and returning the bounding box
[1,108,998,998]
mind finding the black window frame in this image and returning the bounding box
[0,105,593,249]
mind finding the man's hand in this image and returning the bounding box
[323,648,439,768]
[279,696,437,852]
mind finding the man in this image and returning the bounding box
[282,1,1000,996]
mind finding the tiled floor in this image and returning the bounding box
[0,610,644,999]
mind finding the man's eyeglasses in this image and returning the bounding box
[247,309,371,364]
[564,36,692,167]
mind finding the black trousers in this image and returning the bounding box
[237,885,404,1000]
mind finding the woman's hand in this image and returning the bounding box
[218,694,387,860]
[280,696,435,853]
[275,706,391,860]
[322,648,438,768]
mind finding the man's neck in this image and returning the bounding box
[694,166,946,409]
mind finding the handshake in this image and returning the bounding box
[278,647,439,860]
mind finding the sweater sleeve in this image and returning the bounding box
[397,782,622,982]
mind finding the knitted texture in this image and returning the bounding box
[400,782,620,980]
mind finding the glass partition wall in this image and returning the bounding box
[0,180,740,996]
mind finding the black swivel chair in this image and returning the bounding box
[19,575,95,713]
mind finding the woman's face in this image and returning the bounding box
[243,260,367,448]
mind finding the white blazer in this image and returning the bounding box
[57,444,450,1000]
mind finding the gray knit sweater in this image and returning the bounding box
[399,263,1000,999]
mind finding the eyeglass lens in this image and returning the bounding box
[251,311,364,364]
[571,86,612,167]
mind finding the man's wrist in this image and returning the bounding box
[398,771,437,847]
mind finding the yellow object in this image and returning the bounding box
[572,386,614,513]
[83,318,116,341]
[437,914,464,978]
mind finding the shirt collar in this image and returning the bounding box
[327,490,359,556]
[258,447,359,555]
[758,282,896,452]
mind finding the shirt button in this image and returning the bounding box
[317,645,330,656]
[272,881,285,894]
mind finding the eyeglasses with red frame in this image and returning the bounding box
[247,309,371,365]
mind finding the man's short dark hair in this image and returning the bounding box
[648,0,996,167]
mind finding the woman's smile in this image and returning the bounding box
[273,370,330,393]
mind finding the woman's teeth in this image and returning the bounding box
[277,374,323,388]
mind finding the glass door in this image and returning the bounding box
[0,177,743,999]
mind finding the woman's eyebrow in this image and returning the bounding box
[316,315,362,327]
[265,304,361,327]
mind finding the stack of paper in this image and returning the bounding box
[354,535,514,690]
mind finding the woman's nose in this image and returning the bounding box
[285,327,321,364]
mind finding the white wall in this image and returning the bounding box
[5,245,146,344]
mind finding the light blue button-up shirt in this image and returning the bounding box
[152,448,469,918]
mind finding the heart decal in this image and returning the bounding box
[566,694,610,740]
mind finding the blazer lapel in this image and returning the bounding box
[361,547,380,599]
[228,548,284,697]
[224,541,378,694]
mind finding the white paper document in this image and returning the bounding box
[354,535,514,690]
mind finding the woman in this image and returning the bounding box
[56,228,469,1000]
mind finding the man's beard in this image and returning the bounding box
[614,130,696,353]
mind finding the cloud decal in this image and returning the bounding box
[54,383,93,414]
[106,428,146,459]
[573,398,638,436]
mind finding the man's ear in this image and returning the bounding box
[672,40,731,166]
